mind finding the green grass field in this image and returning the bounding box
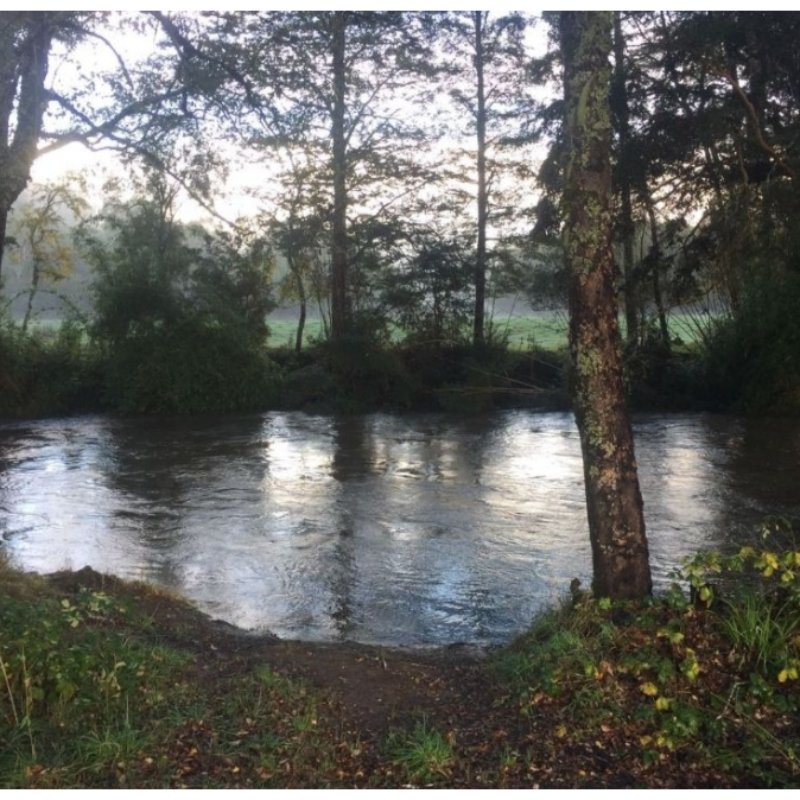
[266,310,714,352]
[20,309,714,353]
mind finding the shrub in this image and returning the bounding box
[83,189,280,415]
[699,272,800,413]
[0,319,104,417]
[681,519,800,680]
[104,318,282,415]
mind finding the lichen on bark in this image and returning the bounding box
[560,11,652,600]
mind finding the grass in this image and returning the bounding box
[266,318,326,349]
[0,560,353,788]
[385,718,455,784]
[265,312,570,351]
[25,309,711,353]
[721,591,800,672]
[265,310,715,352]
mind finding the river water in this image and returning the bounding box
[1,411,798,646]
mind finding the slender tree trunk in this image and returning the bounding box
[644,197,670,351]
[705,142,741,310]
[288,254,307,354]
[611,11,639,349]
[473,11,488,347]
[330,11,349,341]
[0,206,8,281]
[295,299,307,354]
[22,260,41,334]
[560,10,652,599]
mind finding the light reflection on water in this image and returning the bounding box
[1,410,798,646]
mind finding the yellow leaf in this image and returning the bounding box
[555,725,567,739]
[778,669,789,683]
[655,696,672,711]
[640,682,659,696]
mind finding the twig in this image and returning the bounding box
[721,67,797,181]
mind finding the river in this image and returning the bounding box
[1,410,798,646]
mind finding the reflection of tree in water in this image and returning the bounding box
[716,416,800,531]
[0,424,54,549]
[324,415,375,636]
[631,416,800,582]
[100,414,268,587]
[8,411,800,644]
[323,413,502,642]
[727,417,800,502]
[398,416,500,641]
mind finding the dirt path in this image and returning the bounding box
[50,567,499,738]
[255,640,492,735]
[42,567,754,788]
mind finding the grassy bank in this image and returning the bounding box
[2,527,800,788]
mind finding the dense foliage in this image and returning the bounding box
[0,11,797,417]
[80,185,280,414]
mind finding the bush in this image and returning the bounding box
[84,189,280,415]
[320,330,415,413]
[381,235,472,348]
[680,519,800,679]
[103,319,282,415]
[0,320,104,417]
[699,272,800,413]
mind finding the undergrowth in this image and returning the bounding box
[0,561,359,788]
[493,519,800,787]
[3,522,800,788]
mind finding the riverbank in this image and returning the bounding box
[1,322,762,421]
[2,546,799,788]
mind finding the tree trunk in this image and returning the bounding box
[0,14,53,280]
[560,11,652,600]
[644,197,670,351]
[473,11,488,347]
[289,254,307,354]
[329,11,349,340]
[22,260,41,335]
[611,11,639,349]
[0,206,8,281]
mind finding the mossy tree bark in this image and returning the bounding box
[560,11,652,599]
